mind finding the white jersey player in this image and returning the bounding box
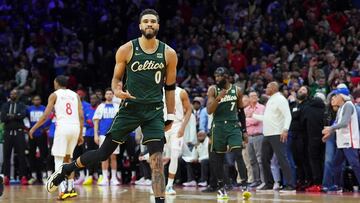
[163,86,192,195]
[30,75,84,200]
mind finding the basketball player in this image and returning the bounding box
[29,75,84,200]
[164,86,192,195]
[46,9,176,203]
[93,88,120,186]
[207,67,248,200]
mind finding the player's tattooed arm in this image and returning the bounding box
[150,152,165,197]
[112,42,135,100]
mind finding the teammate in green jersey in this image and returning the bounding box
[207,67,248,199]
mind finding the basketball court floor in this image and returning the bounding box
[1,185,360,202]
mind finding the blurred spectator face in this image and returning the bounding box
[32,95,41,106]
[265,83,276,96]
[297,86,308,100]
[242,95,250,107]
[77,90,86,100]
[293,44,300,52]
[90,94,99,106]
[139,14,159,39]
[10,90,18,101]
[192,101,201,111]
[105,90,114,102]
[318,78,326,87]
[260,61,267,69]
[251,57,257,65]
[24,85,32,95]
[95,90,104,101]
[249,92,258,105]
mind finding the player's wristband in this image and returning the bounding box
[165,114,175,126]
[167,114,175,121]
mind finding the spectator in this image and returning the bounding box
[252,82,295,192]
[288,86,311,190]
[0,89,28,185]
[302,92,326,192]
[245,91,265,189]
[322,87,360,192]
[14,63,29,90]
[27,95,50,184]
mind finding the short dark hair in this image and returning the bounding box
[55,75,68,87]
[139,9,159,23]
[105,88,113,93]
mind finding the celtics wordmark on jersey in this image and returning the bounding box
[125,38,166,104]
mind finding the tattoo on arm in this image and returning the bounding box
[150,152,165,197]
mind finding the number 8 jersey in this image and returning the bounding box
[54,89,80,125]
[125,38,166,104]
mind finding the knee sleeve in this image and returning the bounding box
[168,150,181,174]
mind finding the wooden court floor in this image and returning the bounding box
[1,185,360,202]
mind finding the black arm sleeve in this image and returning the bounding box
[238,107,246,133]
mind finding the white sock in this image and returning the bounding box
[42,172,47,179]
[31,172,36,179]
[111,170,117,180]
[54,156,64,172]
[47,171,52,177]
[79,170,85,179]
[68,179,74,191]
[60,180,67,193]
[93,172,98,179]
[117,171,122,179]
[102,170,108,180]
[167,178,174,187]
[131,171,136,177]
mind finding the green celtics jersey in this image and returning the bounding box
[125,38,166,103]
[213,84,238,122]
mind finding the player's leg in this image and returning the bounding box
[98,135,110,186]
[54,155,67,199]
[83,136,98,185]
[110,146,120,185]
[210,123,228,199]
[166,126,184,194]
[140,105,166,203]
[227,123,248,189]
[46,109,137,193]
[147,141,165,203]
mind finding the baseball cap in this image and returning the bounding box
[331,87,350,96]
[192,97,204,106]
[214,67,229,76]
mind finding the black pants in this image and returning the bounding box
[262,135,294,187]
[29,132,48,177]
[117,135,137,172]
[3,129,27,177]
[46,137,54,172]
[308,137,324,185]
[83,136,99,175]
[292,132,312,184]
[139,160,151,180]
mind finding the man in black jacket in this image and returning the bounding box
[302,92,325,192]
[0,89,28,185]
[289,86,312,190]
